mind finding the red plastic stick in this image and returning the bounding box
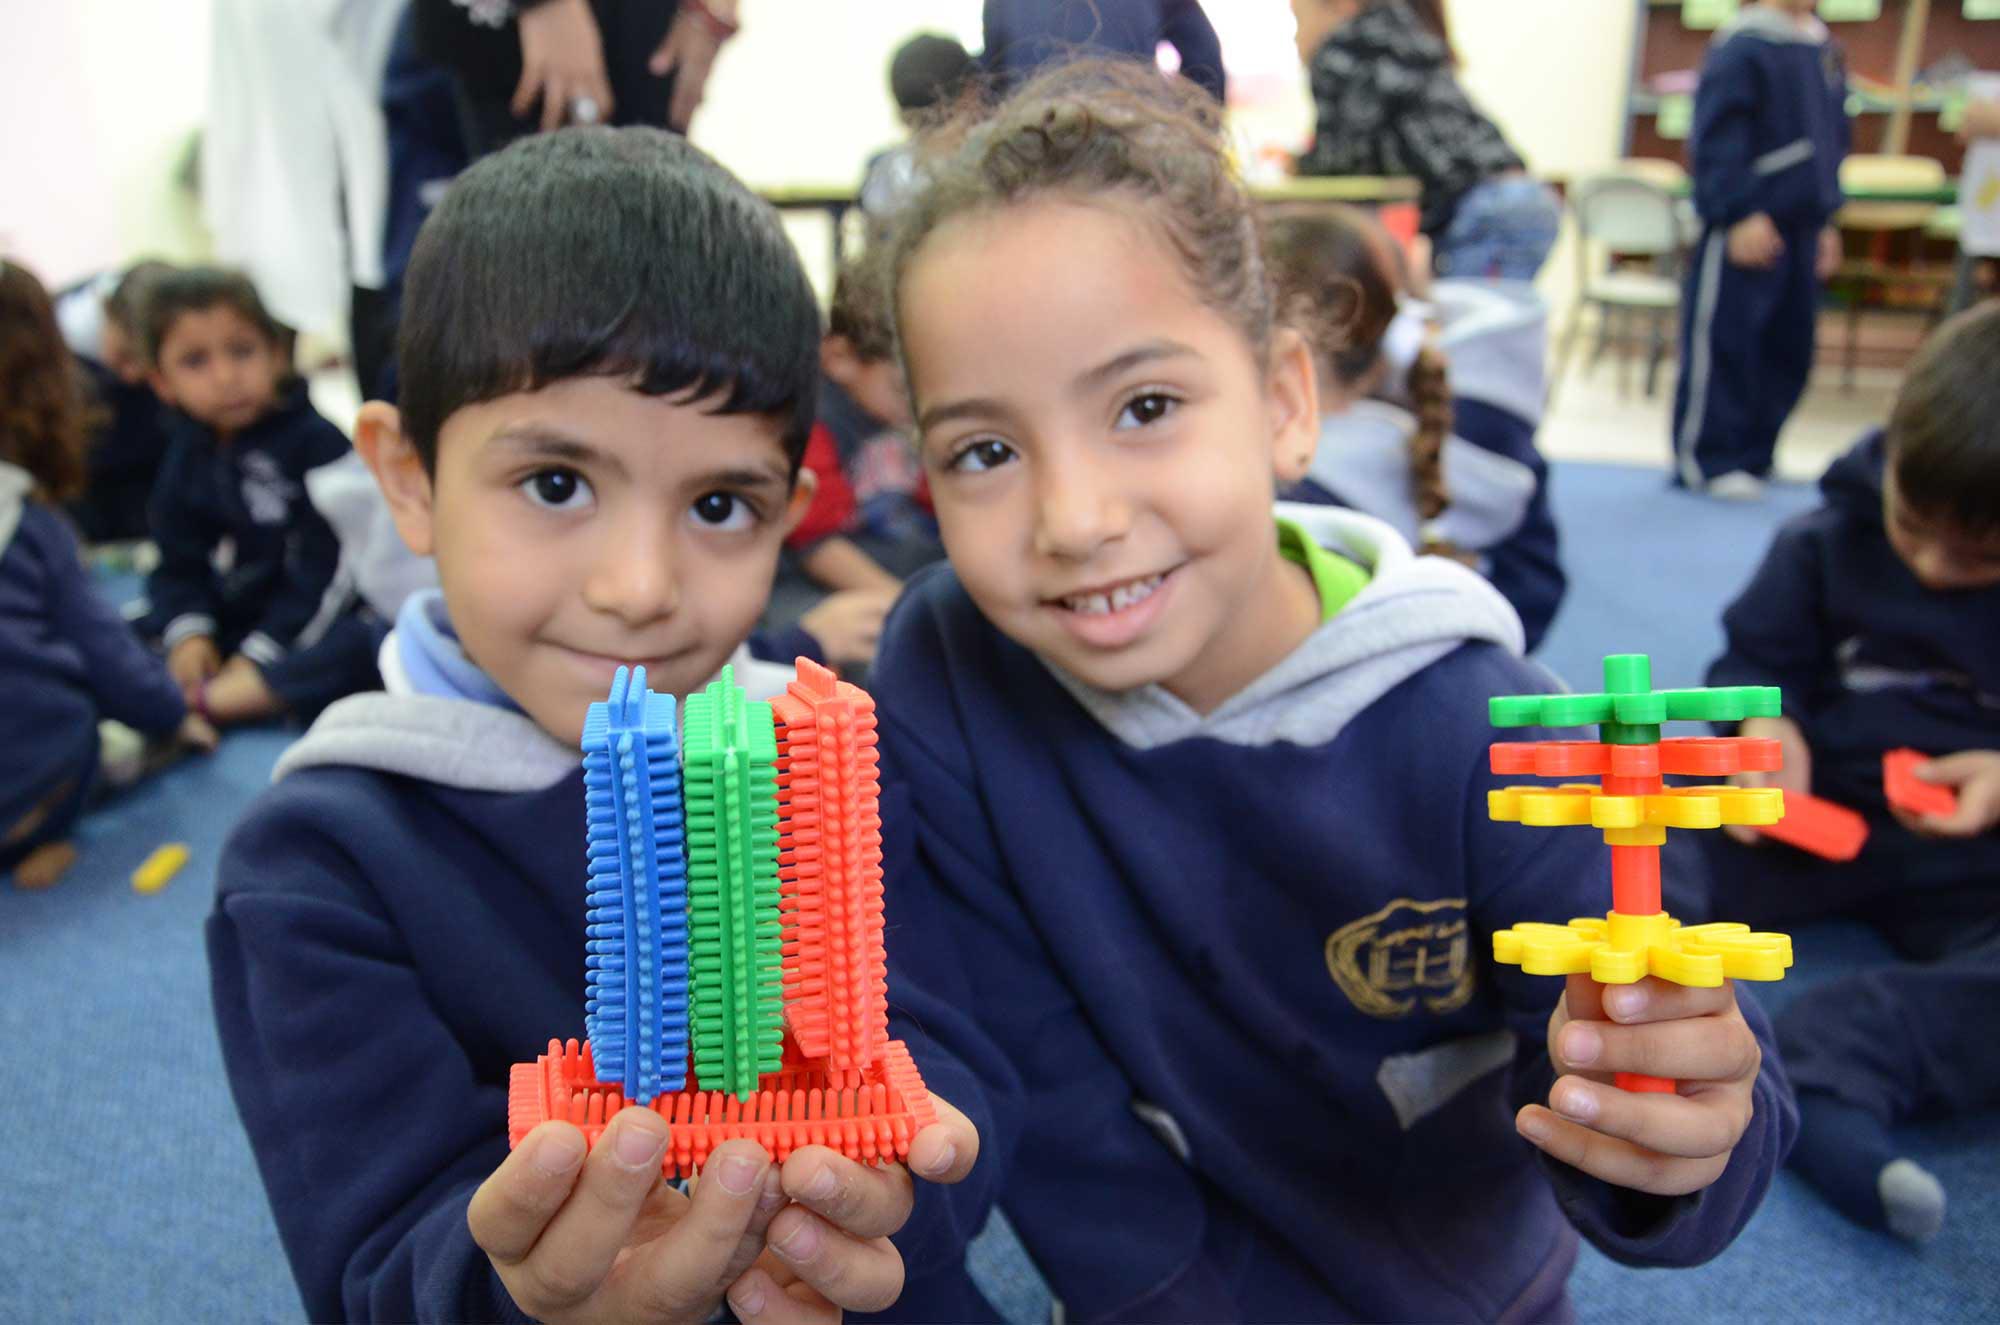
[1757,790,1868,861]
[1884,749,1957,820]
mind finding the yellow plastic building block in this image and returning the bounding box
[1492,912,1794,986]
[131,843,190,895]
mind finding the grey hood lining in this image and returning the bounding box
[274,639,797,792]
[0,461,32,558]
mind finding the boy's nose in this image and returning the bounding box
[1032,452,1130,561]
[581,528,681,625]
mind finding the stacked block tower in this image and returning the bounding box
[508,660,936,1178]
[1485,654,1797,1094]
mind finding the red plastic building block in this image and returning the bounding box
[1755,790,1869,862]
[509,1036,937,1179]
[1884,749,1957,820]
[771,659,889,1073]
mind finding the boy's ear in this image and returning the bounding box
[1267,326,1321,487]
[779,466,819,543]
[354,401,437,558]
[147,370,175,408]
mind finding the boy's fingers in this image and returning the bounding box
[467,1122,588,1264]
[1597,978,1735,1026]
[1544,1073,1750,1159]
[511,1108,675,1310]
[1555,1009,1761,1084]
[1517,1105,1729,1195]
[726,1266,841,1325]
[623,1139,775,1318]
[1561,974,1607,1025]
[908,1094,981,1184]
[765,1207,907,1314]
[779,1147,913,1240]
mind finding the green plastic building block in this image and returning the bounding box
[1490,655,1780,739]
[681,667,785,1099]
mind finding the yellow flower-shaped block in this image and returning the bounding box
[1492,911,1793,986]
[1488,784,1783,846]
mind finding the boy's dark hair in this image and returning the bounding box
[1886,302,2000,537]
[829,251,897,363]
[104,259,178,337]
[397,127,821,475]
[890,33,975,114]
[142,267,287,365]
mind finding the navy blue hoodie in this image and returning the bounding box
[1690,6,1849,231]
[868,506,1792,1322]
[1708,430,2000,812]
[141,381,350,666]
[0,462,185,830]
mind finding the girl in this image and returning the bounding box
[1264,207,1566,650]
[1290,0,1561,280]
[865,63,1792,1321]
[0,261,212,889]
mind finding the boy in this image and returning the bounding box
[206,128,981,1324]
[136,268,380,726]
[1705,303,2000,1240]
[771,257,945,666]
[1672,0,1849,499]
[858,32,977,230]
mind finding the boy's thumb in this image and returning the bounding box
[1916,752,1977,784]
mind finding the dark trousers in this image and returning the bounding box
[1670,221,1821,486]
[1778,934,2000,1125]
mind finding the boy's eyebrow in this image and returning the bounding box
[487,425,624,476]
[915,338,1201,434]
[690,463,790,491]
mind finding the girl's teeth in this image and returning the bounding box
[1067,574,1162,615]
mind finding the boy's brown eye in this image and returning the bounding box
[524,469,589,509]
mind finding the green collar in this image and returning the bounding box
[1276,516,1370,622]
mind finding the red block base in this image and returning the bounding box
[509,1037,937,1179]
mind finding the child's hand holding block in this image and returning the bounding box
[1883,749,1959,820]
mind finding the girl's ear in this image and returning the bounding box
[1267,326,1321,487]
[354,402,437,558]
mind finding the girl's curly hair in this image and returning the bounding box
[0,261,94,503]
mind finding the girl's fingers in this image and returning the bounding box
[907,1092,981,1183]
[726,1265,841,1325]
[506,1109,677,1313]
[1595,978,1736,1026]
[779,1147,913,1241]
[466,1121,589,1265]
[1516,1105,1730,1196]
[1544,1073,1750,1159]
[1554,1006,1761,1084]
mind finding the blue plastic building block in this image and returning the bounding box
[580,665,689,1104]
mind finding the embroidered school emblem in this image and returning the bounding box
[1324,898,1476,1019]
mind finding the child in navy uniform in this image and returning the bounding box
[206,128,979,1324]
[1265,206,1565,650]
[60,260,178,544]
[1702,304,2000,1242]
[1672,0,1849,498]
[135,269,378,727]
[863,62,1792,1321]
[0,261,213,889]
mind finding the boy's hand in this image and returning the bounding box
[1816,226,1843,281]
[800,588,899,668]
[1726,714,1810,844]
[1895,750,2000,839]
[167,635,221,703]
[725,1095,981,1322]
[470,1109,784,1324]
[1517,976,1761,1196]
[515,0,615,133]
[1726,213,1784,269]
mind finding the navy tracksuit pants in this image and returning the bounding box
[1671,219,1822,487]
[1779,934,2000,1129]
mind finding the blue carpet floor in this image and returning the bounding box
[2,461,1994,1322]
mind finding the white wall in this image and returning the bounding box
[0,1,213,288]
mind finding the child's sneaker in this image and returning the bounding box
[1704,471,1767,501]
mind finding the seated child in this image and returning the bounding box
[58,260,178,544]
[1701,304,2000,1242]
[206,127,978,1324]
[861,61,1793,1322]
[772,255,946,666]
[1264,206,1565,650]
[133,268,380,727]
[0,261,213,890]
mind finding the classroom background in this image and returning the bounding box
[2,1,1996,1321]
